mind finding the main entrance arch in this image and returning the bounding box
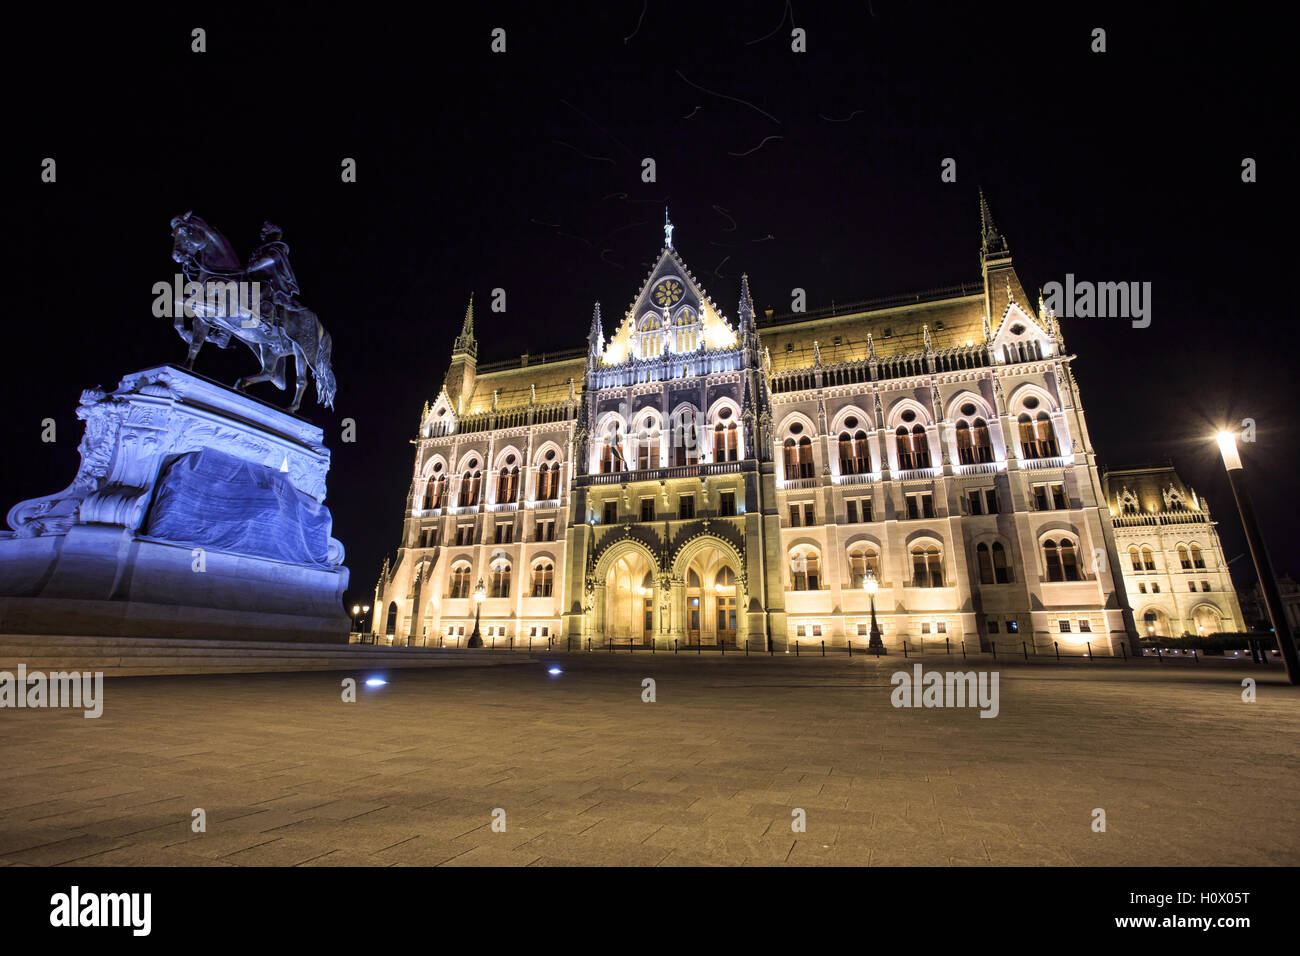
[674,538,744,647]
[592,540,662,647]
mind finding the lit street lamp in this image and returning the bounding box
[468,578,486,648]
[1216,430,1299,684]
[864,567,884,652]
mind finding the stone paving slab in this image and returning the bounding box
[0,656,1296,866]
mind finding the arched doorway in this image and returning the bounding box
[682,545,741,646]
[1191,604,1224,636]
[384,601,398,638]
[605,551,656,645]
[1140,607,1172,639]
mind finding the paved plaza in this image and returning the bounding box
[1,653,1296,866]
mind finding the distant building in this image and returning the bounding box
[1101,465,1246,638]
[373,196,1237,655]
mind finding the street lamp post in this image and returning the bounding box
[468,578,486,648]
[1217,430,1299,685]
[864,567,885,652]
[362,605,370,642]
[351,604,361,634]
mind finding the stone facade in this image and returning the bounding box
[1103,465,1246,638]
[374,199,1238,655]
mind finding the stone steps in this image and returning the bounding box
[0,634,531,677]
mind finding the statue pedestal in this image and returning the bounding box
[0,366,350,643]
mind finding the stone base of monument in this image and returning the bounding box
[0,366,350,644]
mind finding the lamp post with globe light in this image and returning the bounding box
[1216,430,1299,684]
[468,578,486,648]
[864,567,884,653]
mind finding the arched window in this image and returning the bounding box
[955,421,974,465]
[1129,546,1142,571]
[1044,540,1063,581]
[1178,545,1191,570]
[976,542,994,584]
[672,410,700,467]
[848,546,881,588]
[531,562,553,598]
[497,465,519,504]
[910,545,943,587]
[782,439,799,480]
[896,425,931,469]
[716,566,736,588]
[489,561,511,599]
[687,568,701,588]
[601,421,625,473]
[537,462,559,501]
[458,468,482,507]
[639,315,663,359]
[423,474,446,511]
[972,418,993,463]
[715,422,739,462]
[991,542,1011,583]
[1141,546,1155,571]
[791,550,820,590]
[384,602,398,636]
[1060,540,1080,581]
[839,432,856,474]
[1021,411,1060,459]
[449,565,472,600]
[1190,544,1205,569]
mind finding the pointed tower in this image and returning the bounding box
[587,302,605,362]
[445,294,477,411]
[978,188,1030,326]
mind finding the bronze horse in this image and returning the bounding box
[168,212,336,412]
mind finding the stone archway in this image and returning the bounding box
[673,537,745,647]
[1139,607,1172,639]
[592,540,662,647]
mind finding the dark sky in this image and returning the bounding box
[5,2,1295,616]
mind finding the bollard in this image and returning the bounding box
[1120,643,1127,662]
[698,641,701,656]
[568,635,571,652]
[492,635,496,650]
[1054,641,1060,661]
[946,637,951,656]
[652,640,656,655]
[961,641,966,660]
[821,640,825,657]
[991,642,997,660]
[902,641,908,659]
[770,640,774,656]
[528,638,532,654]
[1087,641,1093,661]
[847,640,852,659]
[630,640,633,654]
[746,640,750,657]
[1193,648,1199,665]
[721,640,725,657]
[1156,645,1162,664]
[675,638,679,655]
[795,641,800,657]
[1022,641,1028,661]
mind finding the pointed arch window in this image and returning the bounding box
[459,469,482,507]
[1178,545,1191,570]
[1021,411,1060,459]
[489,561,511,599]
[497,466,519,504]
[897,425,931,470]
[910,545,943,587]
[449,564,472,600]
[848,546,880,588]
[783,439,799,480]
[1130,546,1142,571]
[1061,540,1080,580]
[791,550,820,590]
[537,462,559,501]
[1044,540,1063,581]
[1190,544,1205,569]
[976,542,994,584]
[1141,546,1156,571]
[991,542,1011,583]
[715,422,739,462]
[531,562,554,598]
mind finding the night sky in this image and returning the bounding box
[6,2,1295,618]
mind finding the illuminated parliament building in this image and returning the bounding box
[372,196,1244,652]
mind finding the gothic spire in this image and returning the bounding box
[453,293,477,355]
[738,273,755,334]
[588,301,605,359]
[979,187,1009,259]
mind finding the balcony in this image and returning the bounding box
[834,471,879,486]
[580,460,750,486]
[1112,509,1208,528]
[1021,455,1072,471]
